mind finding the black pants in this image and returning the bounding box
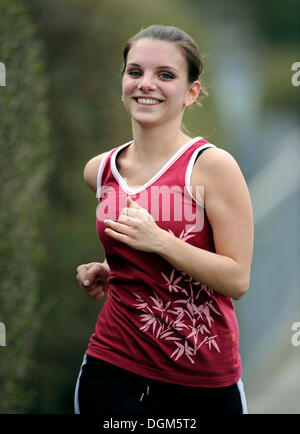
[75,354,247,416]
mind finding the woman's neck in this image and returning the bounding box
[130,120,192,164]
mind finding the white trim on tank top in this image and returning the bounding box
[96,141,133,199]
[96,150,114,200]
[185,143,216,208]
[110,136,203,195]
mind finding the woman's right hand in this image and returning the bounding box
[76,261,110,301]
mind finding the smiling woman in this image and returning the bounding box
[122,38,199,129]
[121,25,208,103]
[75,24,253,417]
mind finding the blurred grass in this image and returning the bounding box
[0,0,52,413]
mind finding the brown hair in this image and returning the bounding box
[122,25,208,107]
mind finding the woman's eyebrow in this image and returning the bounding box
[156,65,179,73]
[126,62,141,68]
[126,62,179,73]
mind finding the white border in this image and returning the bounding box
[237,378,249,414]
[184,144,216,208]
[111,137,204,195]
[74,353,87,414]
[96,149,115,200]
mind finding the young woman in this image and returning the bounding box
[74,25,253,416]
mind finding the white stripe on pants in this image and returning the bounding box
[74,353,87,414]
[237,378,248,414]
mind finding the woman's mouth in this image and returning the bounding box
[134,97,163,106]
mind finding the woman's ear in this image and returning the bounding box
[185,80,201,107]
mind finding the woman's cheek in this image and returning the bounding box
[122,86,135,112]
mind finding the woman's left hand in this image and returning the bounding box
[103,196,163,253]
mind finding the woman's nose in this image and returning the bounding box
[138,73,156,91]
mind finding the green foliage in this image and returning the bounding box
[0,0,52,413]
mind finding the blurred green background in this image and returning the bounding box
[0,0,299,414]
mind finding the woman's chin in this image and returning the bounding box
[132,115,164,129]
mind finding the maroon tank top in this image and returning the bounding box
[86,136,242,387]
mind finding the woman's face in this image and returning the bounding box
[122,38,197,128]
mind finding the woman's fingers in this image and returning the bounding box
[77,263,108,286]
[104,219,134,235]
[80,278,106,301]
[119,207,152,221]
[86,285,105,300]
[85,263,108,285]
[76,262,110,300]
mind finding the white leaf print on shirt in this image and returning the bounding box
[132,227,223,364]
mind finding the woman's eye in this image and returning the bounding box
[128,70,142,77]
[159,72,174,80]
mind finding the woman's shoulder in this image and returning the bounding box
[83,151,109,193]
[194,146,244,181]
[191,146,248,206]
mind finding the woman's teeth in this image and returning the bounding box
[136,98,161,105]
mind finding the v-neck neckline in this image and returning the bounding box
[110,136,202,195]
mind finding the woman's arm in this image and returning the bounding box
[83,151,108,194]
[76,152,110,300]
[154,148,254,300]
